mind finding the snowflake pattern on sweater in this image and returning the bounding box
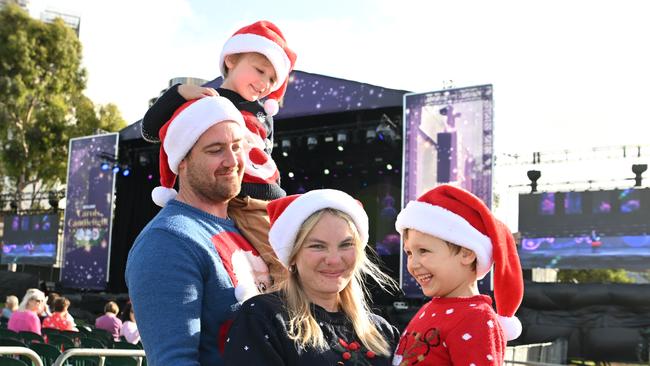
[392,295,505,366]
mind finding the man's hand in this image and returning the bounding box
[178,84,219,100]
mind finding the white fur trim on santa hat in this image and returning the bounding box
[269,189,369,267]
[152,186,178,207]
[234,283,259,303]
[219,33,291,92]
[497,314,523,341]
[164,96,244,174]
[395,200,493,279]
[264,99,279,116]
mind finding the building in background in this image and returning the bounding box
[40,9,80,36]
[148,77,209,108]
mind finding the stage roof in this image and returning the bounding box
[119,70,410,141]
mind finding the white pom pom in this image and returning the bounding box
[234,282,259,303]
[152,186,177,207]
[264,99,279,116]
[497,314,522,341]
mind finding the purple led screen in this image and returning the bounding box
[618,189,640,213]
[539,192,556,215]
[1,214,59,265]
[520,234,650,270]
[401,85,494,298]
[60,133,118,290]
[518,188,650,270]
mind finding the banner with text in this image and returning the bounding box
[60,133,118,290]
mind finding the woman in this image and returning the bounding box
[8,288,46,335]
[42,296,78,331]
[224,189,399,365]
[119,302,140,344]
[95,301,123,341]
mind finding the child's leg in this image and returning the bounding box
[228,196,288,289]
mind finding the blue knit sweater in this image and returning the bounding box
[126,200,244,366]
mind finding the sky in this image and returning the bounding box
[27,0,650,153]
[22,0,650,226]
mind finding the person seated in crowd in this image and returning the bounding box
[224,189,400,365]
[8,288,46,335]
[119,302,140,344]
[1,295,18,320]
[95,301,123,341]
[43,296,78,332]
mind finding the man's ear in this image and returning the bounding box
[178,158,187,173]
[459,248,477,266]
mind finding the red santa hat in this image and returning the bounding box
[395,184,524,341]
[151,96,245,207]
[219,20,297,116]
[267,189,368,267]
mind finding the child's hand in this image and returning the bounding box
[178,84,219,100]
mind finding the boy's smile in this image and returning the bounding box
[403,229,478,298]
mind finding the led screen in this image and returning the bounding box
[1,214,59,265]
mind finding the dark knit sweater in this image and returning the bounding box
[141,84,286,200]
[223,292,399,366]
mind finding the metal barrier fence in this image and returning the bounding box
[0,346,45,366]
[0,346,145,366]
[505,338,568,366]
[52,348,146,366]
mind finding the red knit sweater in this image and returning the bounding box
[393,295,506,366]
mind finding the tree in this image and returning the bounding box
[0,4,126,208]
[557,269,634,284]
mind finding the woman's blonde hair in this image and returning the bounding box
[280,208,397,356]
[104,301,119,315]
[18,288,46,311]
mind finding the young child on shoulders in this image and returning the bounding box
[142,20,297,291]
[392,184,524,366]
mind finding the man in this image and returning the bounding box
[126,96,269,366]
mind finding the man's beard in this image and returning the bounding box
[185,160,241,203]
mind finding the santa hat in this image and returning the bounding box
[151,96,245,207]
[395,184,524,341]
[219,20,297,116]
[267,189,368,267]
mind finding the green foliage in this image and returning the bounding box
[0,4,126,199]
[557,269,635,284]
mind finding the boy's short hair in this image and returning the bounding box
[403,229,477,272]
[222,52,270,78]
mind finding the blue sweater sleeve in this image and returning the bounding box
[126,228,206,366]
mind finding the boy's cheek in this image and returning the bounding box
[405,258,415,275]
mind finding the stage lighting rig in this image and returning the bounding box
[527,170,541,193]
[306,136,318,150]
[632,164,647,187]
[336,131,348,151]
[281,139,291,156]
[376,114,400,143]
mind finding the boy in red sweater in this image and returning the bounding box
[392,184,524,365]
